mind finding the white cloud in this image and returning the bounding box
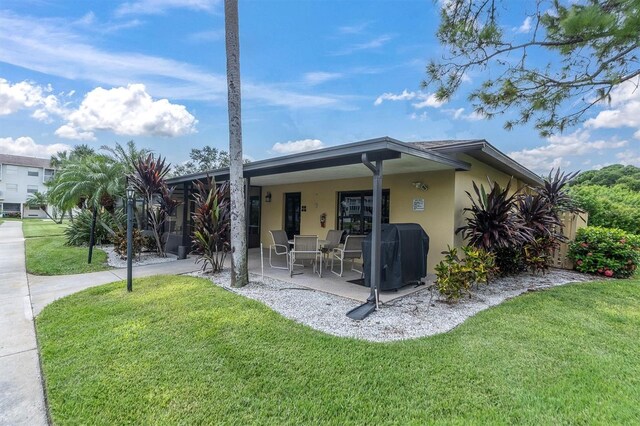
[54,125,97,141]
[0,78,67,120]
[332,34,393,56]
[444,107,484,121]
[0,11,343,109]
[585,78,640,133]
[272,139,325,154]
[412,93,445,109]
[116,0,220,16]
[615,150,640,166]
[410,112,428,121]
[303,72,343,86]
[0,136,71,158]
[55,84,197,140]
[516,16,532,33]
[374,89,444,109]
[337,22,371,35]
[508,130,628,172]
[187,29,224,42]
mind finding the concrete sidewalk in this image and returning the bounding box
[0,220,201,425]
[29,258,201,315]
[0,221,47,426]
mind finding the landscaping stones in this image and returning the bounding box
[196,269,597,342]
[102,245,178,268]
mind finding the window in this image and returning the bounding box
[44,169,55,182]
[3,202,20,212]
[6,183,17,192]
[5,165,17,176]
[28,169,40,177]
[337,190,390,235]
[27,185,39,194]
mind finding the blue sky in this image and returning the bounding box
[1,0,639,173]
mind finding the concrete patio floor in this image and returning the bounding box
[247,248,434,303]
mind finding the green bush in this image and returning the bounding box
[113,228,143,257]
[65,209,124,246]
[569,184,640,234]
[435,246,498,301]
[568,227,640,278]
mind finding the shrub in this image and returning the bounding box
[435,246,497,301]
[3,211,21,219]
[568,227,640,278]
[191,179,230,273]
[569,184,640,235]
[65,209,124,246]
[457,179,531,251]
[113,228,144,258]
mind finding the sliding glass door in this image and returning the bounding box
[337,190,389,235]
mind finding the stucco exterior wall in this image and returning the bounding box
[0,163,53,218]
[453,154,525,247]
[260,170,456,272]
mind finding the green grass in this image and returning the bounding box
[23,219,109,275]
[22,219,68,238]
[37,275,640,424]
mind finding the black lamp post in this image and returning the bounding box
[126,184,135,292]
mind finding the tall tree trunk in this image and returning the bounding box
[225,0,248,287]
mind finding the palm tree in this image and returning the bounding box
[225,0,248,287]
[101,140,152,174]
[47,155,125,212]
[26,191,59,223]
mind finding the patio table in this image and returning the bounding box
[288,239,330,247]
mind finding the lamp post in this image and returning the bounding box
[126,184,135,292]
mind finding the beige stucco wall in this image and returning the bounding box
[453,154,525,247]
[260,170,456,272]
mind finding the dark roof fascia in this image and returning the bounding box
[478,143,543,186]
[390,140,470,171]
[167,136,470,185]
[423,139,542,186]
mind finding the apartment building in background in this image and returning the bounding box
[0,154,55,218]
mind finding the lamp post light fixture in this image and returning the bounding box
[126,184,135,292]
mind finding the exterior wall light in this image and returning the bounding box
[265,192,272,202]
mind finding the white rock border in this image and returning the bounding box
[193,269,599,342]
[102,245,178,268]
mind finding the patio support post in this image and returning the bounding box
[362,153,382,306]
[245,177,250,256]
[181,182,189,248]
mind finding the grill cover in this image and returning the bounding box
[362,223,429,291]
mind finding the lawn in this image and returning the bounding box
[22,219,67,238]
[37,275,640,425]
[23,219,110,275]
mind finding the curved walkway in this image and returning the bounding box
[0,221,200,425]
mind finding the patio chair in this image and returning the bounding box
[321,229,344,268]
[289,235,322,278]
[331,235,365,277]
[269,230,290,270]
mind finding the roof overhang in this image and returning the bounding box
[424,140,543,186]
[167,137,470,186]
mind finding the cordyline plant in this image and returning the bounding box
[191,179,230,273]
[457,178,532,252]
[537,169,581,215]
[130,154,180,257]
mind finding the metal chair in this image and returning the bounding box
[322,229,344,268]
[289,235,322,277]
[269,230,290,270]
[331,235,365,277]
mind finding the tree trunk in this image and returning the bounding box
[225,0,248,287]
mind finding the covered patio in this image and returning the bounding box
[244,247,435,303]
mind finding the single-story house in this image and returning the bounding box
[166,137,542,273]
